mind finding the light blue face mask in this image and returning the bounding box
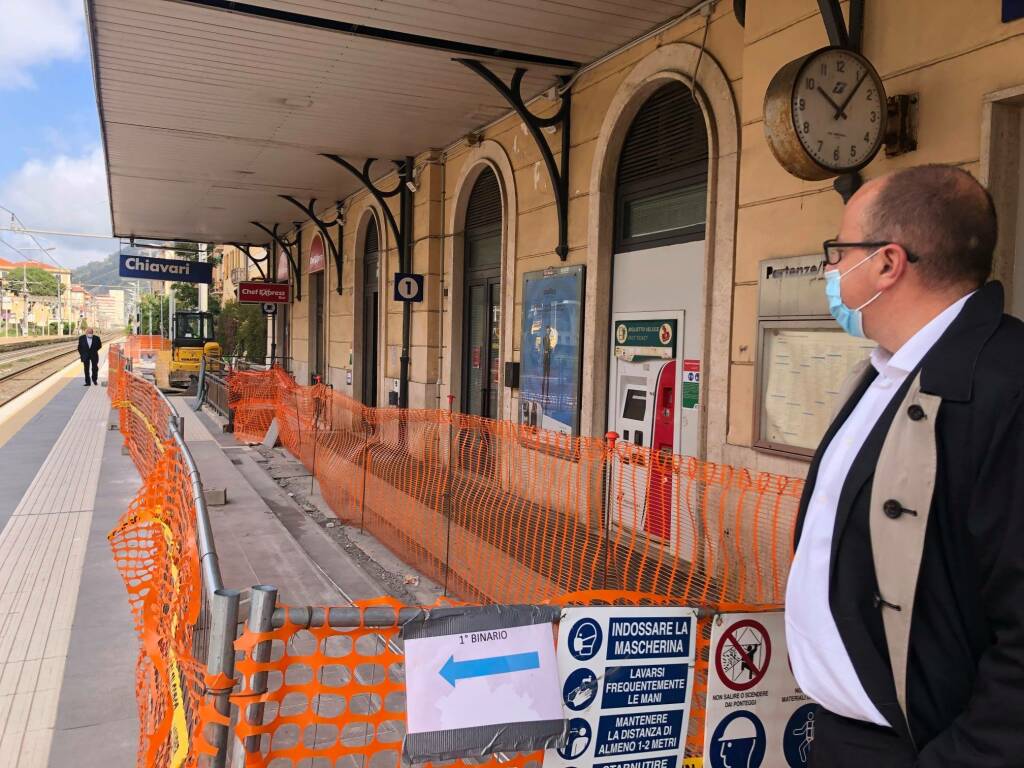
[824,247,883,338]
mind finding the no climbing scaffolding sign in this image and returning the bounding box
[704,612,813,768]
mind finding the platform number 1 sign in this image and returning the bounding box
[394,272,424,302]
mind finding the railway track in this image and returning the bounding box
[0,339,78,368]
[0,340,116,408]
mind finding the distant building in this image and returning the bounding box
[94,288,126,330]
[70,285,98,329]
[212,245,265,302]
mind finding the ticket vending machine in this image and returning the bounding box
[609,312,687,541]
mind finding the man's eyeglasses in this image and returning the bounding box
[823,239,919,266]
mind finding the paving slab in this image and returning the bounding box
[169,396,366,607]
[48,406,138,768]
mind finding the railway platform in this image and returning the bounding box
[0,353,413,767]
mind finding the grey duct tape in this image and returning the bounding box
[404,719,567,764]
[400,604,562,640]
[401,604,566,763]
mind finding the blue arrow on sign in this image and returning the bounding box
[439,651,540,687]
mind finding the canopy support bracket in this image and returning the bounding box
[280,196,344,295]
[321,155,415,408]
[457,59,571,261]
[229,243,268,281]
[252,222,301,301]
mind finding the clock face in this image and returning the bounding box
[791,49,885,172]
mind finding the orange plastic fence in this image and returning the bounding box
[221,593,702,768]
[124,333,173,360]
[107,344,210,767]
[104,359,803,768]
[220,370,803,764]
[228,372,803,611]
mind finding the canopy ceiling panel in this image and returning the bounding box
[87,0,698,243]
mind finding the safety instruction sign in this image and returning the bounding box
[682,359,700,409]
[544,607,697,768]
[704,612,812,768]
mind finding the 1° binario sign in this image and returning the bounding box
[119,254,212,284]
[544,607,698,768]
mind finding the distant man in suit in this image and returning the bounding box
[78,327,101,386]
[786,164,1024,766]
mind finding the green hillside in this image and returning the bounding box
[71,251,139,294]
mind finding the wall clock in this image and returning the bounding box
[764,46,887,180]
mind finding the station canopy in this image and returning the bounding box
[87,0,701,244]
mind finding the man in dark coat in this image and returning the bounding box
[785,164,1024,766]
[78,326,101,386]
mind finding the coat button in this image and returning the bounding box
[883,499,904,518]
[907,404,926,421]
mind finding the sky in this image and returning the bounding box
[0,0,119,272]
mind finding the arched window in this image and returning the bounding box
[462,168,503,418]
[361,217,380,407]
[615,81,709,251]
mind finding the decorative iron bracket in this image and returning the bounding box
[817,0,866,202]
[252,221,302,300]
[320,155,410,269]
[320,154,415,408]
[280,196,345,294]
[817,0,849,48]
[229,243,268,280]
[457,59,572,260]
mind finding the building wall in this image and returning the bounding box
[264,2,1024,477]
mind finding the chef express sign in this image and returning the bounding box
[237,281,290,303]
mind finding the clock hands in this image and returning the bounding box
[816,86,848,119]
[833,70,869,120]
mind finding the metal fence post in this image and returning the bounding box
[234,585,278,765]
[207,588,241,768]
[443,394,455,596]
[359,423,370,534]
[603,431,619,591]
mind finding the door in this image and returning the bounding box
[461,168,503,417]
[463,278,501,418]
[311,271,325,382]
[362,253,379,407]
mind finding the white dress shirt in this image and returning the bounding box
[785,292,972,725]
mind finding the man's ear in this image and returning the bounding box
[877,245,908,286]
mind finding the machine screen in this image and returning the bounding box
[622,389,647,421]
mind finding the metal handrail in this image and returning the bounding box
[170,420,225,594]
[132,367,225,597]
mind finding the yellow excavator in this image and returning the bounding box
[169,311,221,387]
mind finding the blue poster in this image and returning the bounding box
[519,265,584,436]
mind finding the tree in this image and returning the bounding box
[167,242,218,313]
[20,267,62,297]
[216,301,266,363]
[138,292,170,334]
[173,281,198,310]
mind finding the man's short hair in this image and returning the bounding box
[866,164,997,289]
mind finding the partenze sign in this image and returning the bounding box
[119,254,213,284]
